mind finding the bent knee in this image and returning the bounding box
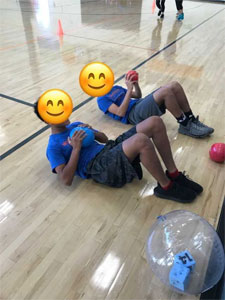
[133,133,151,148]
[170,81,180,91]
[150,116,164,127]
[159,85,175,98]
[149,116,165,134]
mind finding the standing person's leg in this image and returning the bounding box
[175,0,183,12]
[176,0,184,20]
[160,0,166,18]
[156,0,162,17]
[156,0,161,9]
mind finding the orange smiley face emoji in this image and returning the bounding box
[37,89,73,124]
[79,62,114,97]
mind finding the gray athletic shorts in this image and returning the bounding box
[128,90,166,125]
[86,127,142,188]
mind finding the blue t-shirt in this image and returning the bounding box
[46,122,104,179]
[97,85,136,124]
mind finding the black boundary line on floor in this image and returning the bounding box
[0,94,34,107]
[0,7,224,161]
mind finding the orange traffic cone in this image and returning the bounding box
[152,0,156,14]
[57,19,64,36]
[58,34,64,48]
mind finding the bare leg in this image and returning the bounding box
[153,81,191,118]
[122,133,170,187]
[153,86,183,118]
[136,116,177,172]
[167,81,191,112]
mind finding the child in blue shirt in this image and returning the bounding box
[34,101,203,203]
[97,72,214,138]
[97,85,137,124]
[46,121,105,179]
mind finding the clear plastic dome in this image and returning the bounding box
[146,210,225,295]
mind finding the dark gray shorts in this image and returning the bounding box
[86,127,142,188]
[128,90,166,125]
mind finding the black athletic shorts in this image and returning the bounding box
[86,126,143,188]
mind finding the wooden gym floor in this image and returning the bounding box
[0,0,224,299]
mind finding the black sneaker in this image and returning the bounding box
[166,171,203,195]
[154,182,196,203]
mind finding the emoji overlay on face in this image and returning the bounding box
[38,89,73,124]
[79,62,114,97]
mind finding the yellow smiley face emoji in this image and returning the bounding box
[38,89,73,124]
[79,62,114,97]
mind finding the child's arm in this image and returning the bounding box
[131,82,142,98]
[78,123,109,143]
[108,81,133,117]
[94,131,108,143]
[55,131,85,186]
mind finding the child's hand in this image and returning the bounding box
[78,123,98,133]
[78,123,92,129]
[125,80,133,91]
[125,75,135,90]
[68,130,86,150]
[125,72,138,90]
[126,71,139,83]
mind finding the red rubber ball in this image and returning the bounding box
[209,143,225,163]
[127,70,138,81]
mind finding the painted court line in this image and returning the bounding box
[0,3,208,15]
[0,94,34,107]
[64,33,152,51]
[0,8,224,161]
[0,3,205,52]
[0,13,123,51]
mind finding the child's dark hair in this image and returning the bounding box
[34,99,45,122]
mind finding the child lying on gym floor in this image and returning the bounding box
[34,102,203,203]
[97,71,214,138]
